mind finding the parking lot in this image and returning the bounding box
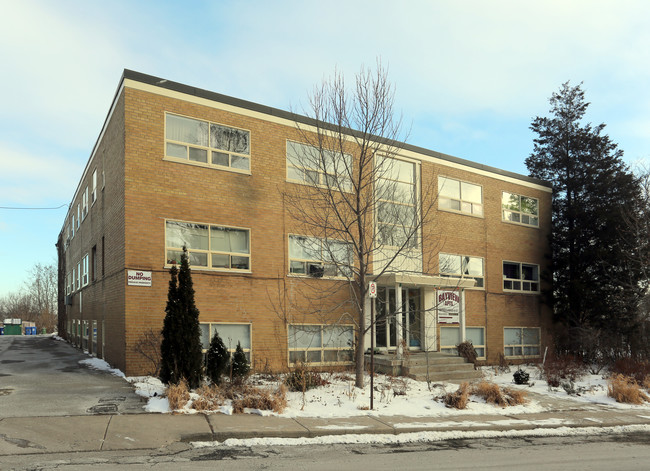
[0,335,144,417]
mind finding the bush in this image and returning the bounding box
[205,330,230,385]
[231,342,250,380]
[166,379,190,411]
[543,353,586,387]
[607,374,650,404]
[442,382,470,409]
[611,357,650,385]
[513,369,530,385]
[457,341,478,366]
[232,385,287,414]
[284,363,329,392]
[472,381,528,407]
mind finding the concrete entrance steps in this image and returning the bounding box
[369,352,482,383]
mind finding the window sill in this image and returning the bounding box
[501,219,540,229]
[287,273,350,281]
[163,156,252,176]
[504,354,541,359]
[164,265,252,275]
[437,207,484,219]
[503,288,540,295]
[285,178,353,194]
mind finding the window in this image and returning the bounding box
[200,323,251,362]
[288,324,354,364]
[76,262,81,290]
[504,327,540,357]
[376,157,419,248]
[439,253,484,288]
[503,261,539,292]
[82,187,88,220]
[165,220,251,271]
[165,113,250,171]
[92,170,97,205]
[440,327,485,358]
[82,254,89,287]
[438,176,483,216]
[102,170,105,189]
[286,141,352,191]
[71,215,75,237]
[91,245,97,282]
[65,272,71,295]
[72,266,76,292]
[289,235,352,277]
[76,204,80,228]
[502,192,539,227]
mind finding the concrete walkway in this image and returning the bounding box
[1,405,649,455]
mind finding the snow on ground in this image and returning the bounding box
[78,357,125,378]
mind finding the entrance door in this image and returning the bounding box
[374,287,421,349]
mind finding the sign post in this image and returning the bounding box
[368,281,377,410]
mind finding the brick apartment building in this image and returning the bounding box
[56,70,552,376]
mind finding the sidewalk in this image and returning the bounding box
[1,401,649,455]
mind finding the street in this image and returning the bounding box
[2,433,650,470]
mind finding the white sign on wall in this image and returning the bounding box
[437,290,460,324]
[127,270,152,287]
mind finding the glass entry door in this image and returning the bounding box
[374,287,422,349]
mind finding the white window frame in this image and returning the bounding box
[288,234,352,278]
[288,324,354,365]
[438,176,483,217]
[439,253,484,289]
[165,219,251,272]
[286,140,352,191]
[82,254,89,287]
[502,191,539,227]
[200,322,252,363]
[82,187,88,220]
[76,204,80,229]
[91,169,97,205]
[503,261,540,293]
[440,326,485,359]
[504,327,541,358]
[76,262,81,291]
[164,113,251,173]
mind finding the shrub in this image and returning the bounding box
[442,382,470,409]
[611,357,650,385]
[232,385,287,414]
[231,342,250,380]
[284,364,329,392]
[166,378,190,411]
[513,369,530,385]
[496,353,510,373]
[205,330,230,385]
[543,353,586,387]
[457,341,478,366]
[191,384,224,411]
[472,381,528,406]
[607,374,650,404]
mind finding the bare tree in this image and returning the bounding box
[283,62,440,387]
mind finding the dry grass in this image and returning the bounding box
[191,384,224,412]
[442,382,470,409]
[607,374,650,405]
[643,375,650,391]
[231,384,287,414]
[166,379,190,411]
[472,381,528,407]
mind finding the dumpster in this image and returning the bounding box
[4,324,22,335]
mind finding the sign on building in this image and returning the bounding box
[127,270,152,287]
[437,290,460,324]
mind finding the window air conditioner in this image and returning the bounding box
[65,295,73,306]
[308,263,325,278]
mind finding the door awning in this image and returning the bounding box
[375,273,476,289]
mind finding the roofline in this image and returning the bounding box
[123,69,551,189]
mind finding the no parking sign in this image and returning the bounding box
[368,281,377,298]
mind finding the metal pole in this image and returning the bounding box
[370,296,375,410]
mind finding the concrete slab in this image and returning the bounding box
[295,416,394,436]
[0,415,109,455]
[103,414,212,450]
[376,414,523,432]
[207,414,308,440]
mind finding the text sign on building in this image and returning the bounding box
[437,290,460,324]
[368,281,377,298]
[127,270,152,287]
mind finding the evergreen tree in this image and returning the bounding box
[231,341,250,379]
[526,82,646,356]
[159,247,203,388]
[205,329,230,385]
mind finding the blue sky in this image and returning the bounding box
[1,0,649,297]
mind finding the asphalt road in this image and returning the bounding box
[0,335,144,417]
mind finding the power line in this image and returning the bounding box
[0,204,69,210]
